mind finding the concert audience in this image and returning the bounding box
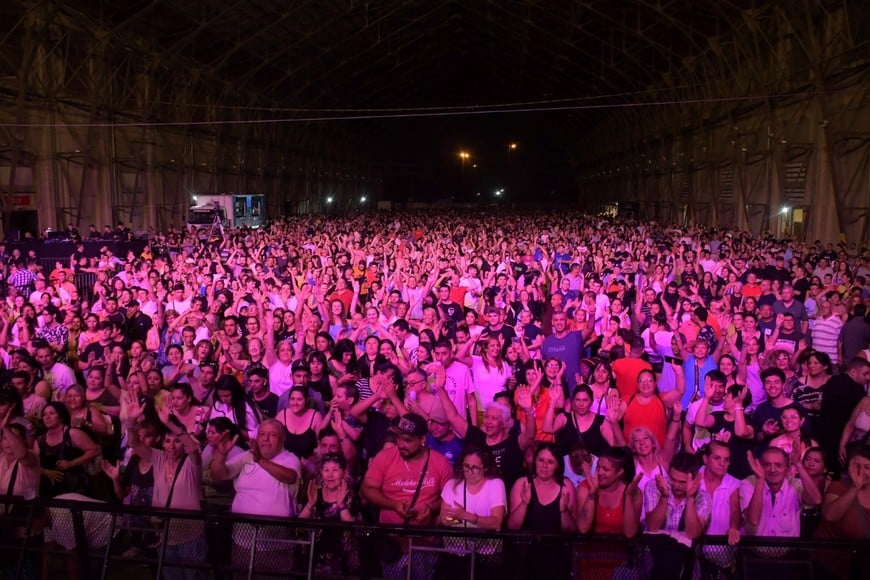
[0,209,867,578]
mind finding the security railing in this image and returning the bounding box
[0,497,865,580]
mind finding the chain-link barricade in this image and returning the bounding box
[0,498,43,580]
[2,498,869,580]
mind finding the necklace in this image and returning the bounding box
[165,460,179,483]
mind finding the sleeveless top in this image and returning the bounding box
[282,409,318,459]
[521,476,563,533]
[556,412,608,458]
[580,480,625,534]
[38,427,88,497]
[623,395,667,449]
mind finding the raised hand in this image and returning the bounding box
[713,429,732,444]
[605,402,621,424]
[306,479,318,507]
[585,463,599,495]
[516,385,534,412]
[685,472,701,498]
[626,473,643,497]
[156,403,172,426]
[248,440,262,463]
[788,441,802,468]
[746,451,765,479]
[519,478,532,505]
[216,430,239,456]
[654,474,671,498]
[762,418,781,437]
[338,478,350,505]
[101,459,120,481]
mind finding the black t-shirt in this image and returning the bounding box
[252,392,279,419]
[772,329,804,353]
[360,410,392,468]
[126,312,153,345]
[437,300,464,324]
[480,325,517,355]
[82,340,123,366]
[792,278,810,302]
[709,412,753,479]
[464,424,525,490]
[757,293,777,308]
[818,375,865,456]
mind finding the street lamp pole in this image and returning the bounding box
[459,151,470,195]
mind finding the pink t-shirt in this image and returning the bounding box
[151,450,203,545]
[364,446,452,526]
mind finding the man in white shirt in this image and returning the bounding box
[459,265,483,310]
[35,344,76,399]
[210,419,300,572]
[739,447,821,539]
[698,441,741,573]
[432,340,478,426]
[685,371,728,452]
[164,284,193,316]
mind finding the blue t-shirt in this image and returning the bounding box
[681,355,719,409]
[542,331,584,389]
[426,434,464,467]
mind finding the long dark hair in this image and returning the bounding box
[213,375,261,436]
[333,339,359,375]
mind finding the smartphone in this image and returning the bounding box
[665,355,684,365]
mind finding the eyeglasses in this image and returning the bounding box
[406,378,427,386]
[462,464,483,473]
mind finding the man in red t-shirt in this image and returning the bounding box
[612,336,653,403]
[361,413,453,579]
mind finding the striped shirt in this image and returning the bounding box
[811,315,843,365]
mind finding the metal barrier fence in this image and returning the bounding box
[0,497,866,580]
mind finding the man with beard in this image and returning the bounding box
[361,413,452,580]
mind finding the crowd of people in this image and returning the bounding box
[0,209,869,579]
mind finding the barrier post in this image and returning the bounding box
[154,516,171,580]
[98,512,118,580]
[305,529,316,580]
[69,506,93,579]
[246,524,261,580]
